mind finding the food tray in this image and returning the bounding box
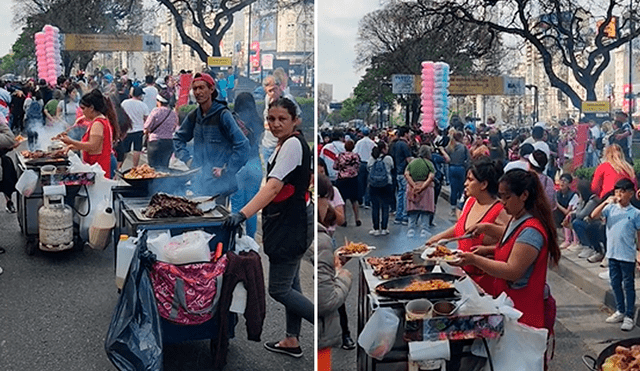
[375,273,460,300]
[117,167,200,188]
[131,205,226,221]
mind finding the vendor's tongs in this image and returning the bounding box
[423,232,474,250]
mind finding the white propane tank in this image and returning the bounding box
[38,185,73,251]
[115,235,137,290]
[88,205,116,250]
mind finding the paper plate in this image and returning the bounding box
[421,247,461,263]
[337,245,376,258]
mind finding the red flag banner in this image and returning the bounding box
[177,74,193,108]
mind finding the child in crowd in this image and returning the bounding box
[555,174,579,249]
[591,178,640,331]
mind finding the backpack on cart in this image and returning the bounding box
[368,157,388,188]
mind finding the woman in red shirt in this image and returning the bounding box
[591,144,636,199]
[427,157,509,292]
[58,89,120,178]
[453,169,561,329]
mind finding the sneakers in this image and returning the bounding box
[5,200,15,213]
[622,317,635,331]
[407,229,415,238]
[363,204,371,209]
[355,220,362,227]
[601,258,609,268]
[341,334,356,350]
[369,229,380,236]
[380,229,389,235]
[420,230,430,239]
[393,219,403,225]
[568,243,583,252]
[606,311,625,323]
[264,341,303,358]
[599,270,610,280]
[578,248,594,258]
[587,252,604,263]
[559,241,571,249]
[402,220,408,226]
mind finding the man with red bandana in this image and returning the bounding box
[173,72,250,199]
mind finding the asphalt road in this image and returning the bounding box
[0,149,314,371]
[331,195,640,371]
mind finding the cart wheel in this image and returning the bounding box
[25,238,37,256]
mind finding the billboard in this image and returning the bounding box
[62,34,161,52]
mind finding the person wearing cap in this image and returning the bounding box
[120,86,149,168]
[143,89,179,170]
[173,72,250,199]
[142,75,158,112]
[611,112,633,164]
[504,142,534,172]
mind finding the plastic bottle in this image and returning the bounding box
[88,202,117,250]
[115,235,137,290]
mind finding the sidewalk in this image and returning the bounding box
[439,183,640,324]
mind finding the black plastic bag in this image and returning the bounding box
[105,233,163,371]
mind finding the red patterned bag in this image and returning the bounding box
[149,255,228,325]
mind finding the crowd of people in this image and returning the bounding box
[318,111,640,352]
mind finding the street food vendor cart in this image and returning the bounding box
[15,150,95,255]
[357,255,504,371]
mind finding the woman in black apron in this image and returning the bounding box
[225,97,313,358]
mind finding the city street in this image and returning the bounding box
[331,195,640,371]
[0,149,313,371]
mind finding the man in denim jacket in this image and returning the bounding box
[174,72,250,198]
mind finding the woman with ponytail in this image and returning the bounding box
[58,89,120,178]
[453,168,560,329]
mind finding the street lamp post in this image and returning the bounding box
[161,42,172,76]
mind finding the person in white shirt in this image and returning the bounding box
[504,143,533,172]
[319,131,345,182]
[353,127,376,206]
[260,75,301,173]
[142,75,158,113]
[120,86,149,168]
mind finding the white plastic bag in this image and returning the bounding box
[472,316,548,371]
[15,169,38,197]
[146,230,171,262]
[358,308,400,360]
[163,230,214,265]
[76,166,118,241]
[234,233,260,253]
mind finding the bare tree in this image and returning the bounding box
[155,0,312,64]
[416,0,640,109]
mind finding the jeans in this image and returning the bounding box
[408,211,432,232]
[358,162,370,205]
[395,174,408,221]
[370,185,392,230]
[449,165,466,207]
[609,258,636,318]
[572,219,606,253]
[268,258,314,338]
[230,156,262,238]
[429,181,442,225]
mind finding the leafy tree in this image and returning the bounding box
[13,0,146,76]
[416,0,640,109]
[354,1,500,128]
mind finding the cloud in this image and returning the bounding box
[318,0,380,101]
